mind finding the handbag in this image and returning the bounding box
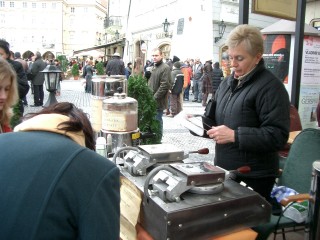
[26,72,34,81]
[202,98,216,132]
[204,98,216,119]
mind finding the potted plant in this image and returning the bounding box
[57,55,68,79]
[95,62,105,75]
[127,74,161,144]
[71,63,80,80]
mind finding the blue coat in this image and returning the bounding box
[0,131,120,239]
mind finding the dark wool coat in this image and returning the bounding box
[213,59,290,178]
[0,131,120,240]
[105,57,125,75]
[7,59,29,98]
[148,61,172,110]
[211,67,224,92]
[202,71,213,94]
[31,57,47,85]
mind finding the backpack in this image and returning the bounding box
[171,74,184,94]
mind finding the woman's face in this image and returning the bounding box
[228,42,262,78]
[0,77,11,111]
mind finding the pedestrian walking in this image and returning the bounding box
[192,58,203,103]
[212,62,224,99]
[30,51,46,107]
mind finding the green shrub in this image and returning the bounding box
[71,63,80,76]
[127,74,161,144]
[57,55,68,73]
[95,62,105,75]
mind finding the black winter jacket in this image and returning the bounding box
[171,68,184,94]
[7,59,29,98]
[213,59,290,178]
[211,67,223,92]
[105,58,125,75]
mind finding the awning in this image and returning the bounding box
[261,19,320,35]
[73,50,104,58]
[73,39,125,55]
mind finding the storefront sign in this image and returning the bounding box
[252,0,297,20]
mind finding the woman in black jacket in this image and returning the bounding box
[205,25,290,202]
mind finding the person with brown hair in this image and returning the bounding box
[84,60,95,93]
[132,57,143,76]
[201,62,213,107]
[0,57,19,133]
[0,39,29,119]
[0,102,120,239]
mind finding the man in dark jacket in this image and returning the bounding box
[31,52,47,107]
[192,58,203,103]
[148,48,171,139]
[105,52,125,75]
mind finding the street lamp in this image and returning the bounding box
[104,14,109,44]
[41,63,61,107]
[162,18,172,38]
[214,20,226,43]
[104,14,109,29]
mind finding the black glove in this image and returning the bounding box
[145,71,151,80]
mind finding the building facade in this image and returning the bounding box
[122,0,319,66]
[1,0,319,62]
[0,0,107,59]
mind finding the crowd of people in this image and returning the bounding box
[0,24,302,239]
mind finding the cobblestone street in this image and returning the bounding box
[23,79,216,162]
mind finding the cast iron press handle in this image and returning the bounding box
[188,148,209,154]
[227,166,251,180]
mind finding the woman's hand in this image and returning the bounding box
[207,125,235,144]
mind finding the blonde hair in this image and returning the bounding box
[0,57,19,125]
[226,24,264,57]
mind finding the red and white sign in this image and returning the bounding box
[141,43,147,54]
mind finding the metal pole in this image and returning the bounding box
[239,0,249,24]
[291,0,306,109]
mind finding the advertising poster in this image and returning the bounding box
[299,36,320,128]
[263,34,291,84]
[301,36,320,85]
[298,85,319,129]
